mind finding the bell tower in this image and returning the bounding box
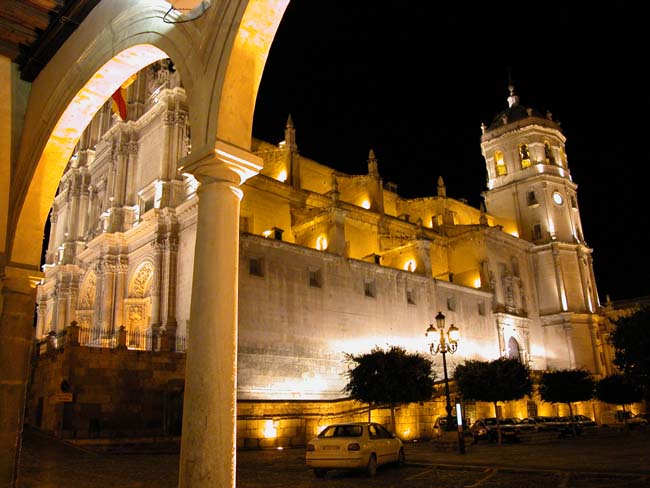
[480,86,603,373]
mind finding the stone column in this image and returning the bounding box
[0,265,41,487]
[162,234,178,351]
[551,244,567,311]
[45,206,58,265]
[101,258,116,336]
[149,237,164,347]
[177,141,262,488]
[113,256,128,333]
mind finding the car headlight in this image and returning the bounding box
[347,443,360,451]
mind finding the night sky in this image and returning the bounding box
[252,2,649,303]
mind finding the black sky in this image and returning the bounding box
[252,2,649,303]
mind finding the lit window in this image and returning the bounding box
[519,144,531,168]
[544,141,555,165]
[316,235,328,251]
[552,192,564,205]
[495,151,507,176]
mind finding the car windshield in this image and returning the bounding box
[318,424,363,438]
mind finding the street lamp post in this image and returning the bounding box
[426,311,464,453]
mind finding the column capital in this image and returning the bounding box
[178,140,263,186]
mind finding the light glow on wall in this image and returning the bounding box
[262,419,277,438]
[548,218,556,239]
[473,277,481,288]
[361,199,371,209]
[316,235,328,250]
[404,260,416,272]
[277,169,287,182]
[262,229,273,238]
[560,288,568,311]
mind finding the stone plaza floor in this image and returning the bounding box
[17,425,650,487]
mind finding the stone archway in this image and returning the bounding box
[1,1,289,487]
[125,261,155,349]
[507,336,521,361]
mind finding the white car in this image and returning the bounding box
[305,422,405,478]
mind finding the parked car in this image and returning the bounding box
[305,422,405,478]
[515,417,542,432]
[432,414,471,439]
[469,417,519,443]
[533,415,573,432]
[570,414,597,428]
[600,411,649,428]
[530,416,559,431]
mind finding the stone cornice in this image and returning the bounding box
[178,140,263,186]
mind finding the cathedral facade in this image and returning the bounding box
[33,60,611,421]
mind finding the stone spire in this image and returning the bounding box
[479,202,488,225]
[437,176,446,198]
[284,114,297,151]
[367,148,378,176]
[507,84,519,108]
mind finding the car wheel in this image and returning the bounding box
[313,468,327,478]
[366,453,377,477]
[396,448,405,467]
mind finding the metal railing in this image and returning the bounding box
[38,325,186,353]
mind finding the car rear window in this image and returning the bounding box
[318,425,363,438]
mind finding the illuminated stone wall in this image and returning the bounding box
[33,61,607,430]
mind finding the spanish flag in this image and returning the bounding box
[111,74,137,121]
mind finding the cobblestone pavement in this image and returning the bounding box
[17,426,650,487]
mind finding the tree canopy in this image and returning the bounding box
[539,369,594,435]
[343,345,435,431]
[539,369,594,404]
[454,357,532,445]
[611,305,650,398]
[454,357,533,404]
[595,374,643,408]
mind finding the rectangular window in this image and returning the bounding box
[527,191,538,206]
[249,257,264,277]
[532,224,542,241]
[478,302,485,315]
[364,280,376,298]
[239,215,250,233]
[406,289,415,305]
[309,269,322,288]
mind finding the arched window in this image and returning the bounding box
[507,337,521,361]
[519,144,531,168]
[494,151,507,176]
[544,141,555,165]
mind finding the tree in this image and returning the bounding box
[454,357,533,445]
[343,345,435,435]
[595,374,643,430]
[611,306,650,399]
[538,369,595,436]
